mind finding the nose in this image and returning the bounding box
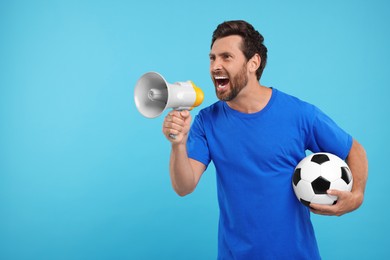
[210,58,222,73]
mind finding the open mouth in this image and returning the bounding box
[215,76,230,89]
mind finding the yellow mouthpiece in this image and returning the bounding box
[190,81,204,109]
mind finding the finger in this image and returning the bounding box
[309,202,341,216]
[165,114,173,122]
[164,112,184,125]
[171,116,185,127]
[162,124,180,138]
[167,128,180,136]
[310,208,331,216]
[327,189,346,198]
[169,111,183,119]
[163,120,184,132]
[167,112,186,125]
[180,110,190,118]
[163,119,186,137]
[309,203,325,211]
[310,203,332,212]
[310,208,332,216]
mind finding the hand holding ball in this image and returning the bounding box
[292,153,353,207]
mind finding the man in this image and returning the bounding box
[162,20,368,259]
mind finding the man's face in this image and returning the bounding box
[209,35,248,101]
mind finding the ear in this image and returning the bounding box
[248,53,261,74]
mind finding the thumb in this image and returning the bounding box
[327,189,344,197]
[180,110,190,118]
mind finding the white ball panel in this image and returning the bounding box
[311,194,335,205]
[294,180,315,202]
[326,153,349,167]
[330,178,348,191]
[320,162,342,182]
[295,154,313,168]
[300,162,322,182]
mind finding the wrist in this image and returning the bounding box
[171,140,187,149]
[171,133,188,146]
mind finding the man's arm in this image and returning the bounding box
[163,110,206,196]
[310,139,368,216]
[170,144,206,196]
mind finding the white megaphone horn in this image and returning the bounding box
[134,72,204,118]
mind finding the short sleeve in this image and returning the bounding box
[187,113,211,167]
[306,107,353,160]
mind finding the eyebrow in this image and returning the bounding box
[209,52,233,58]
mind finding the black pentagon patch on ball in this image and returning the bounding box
[341,167,352,184]
[311,154,330,165]
[293,168,301,186]
[311,176,331,194]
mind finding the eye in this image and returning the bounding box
[222,54,232,60]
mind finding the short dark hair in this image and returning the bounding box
[211,20,268,80]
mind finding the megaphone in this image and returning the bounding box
[134,72,204,118]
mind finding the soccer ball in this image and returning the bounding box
[292,153,353,207]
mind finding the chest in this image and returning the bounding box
[205,113,306,171]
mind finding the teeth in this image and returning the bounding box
[214,75,229,90]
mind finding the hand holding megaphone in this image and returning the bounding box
[163,110,192,142]
[134,72,204,139]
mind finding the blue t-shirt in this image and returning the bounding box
[187,88,352,259]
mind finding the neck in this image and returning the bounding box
[226,80,272,114]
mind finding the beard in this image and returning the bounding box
[215,64,248,101]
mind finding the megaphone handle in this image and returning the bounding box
[168,108,187,140]
[169,133,177,139]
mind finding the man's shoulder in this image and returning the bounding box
[197,100,223,116]
[272,88,316,111]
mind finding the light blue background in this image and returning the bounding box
[1,0,389,259]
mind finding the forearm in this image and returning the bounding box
[310,139,368,216]
[170,143,197,196]
[346,139,368,207]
